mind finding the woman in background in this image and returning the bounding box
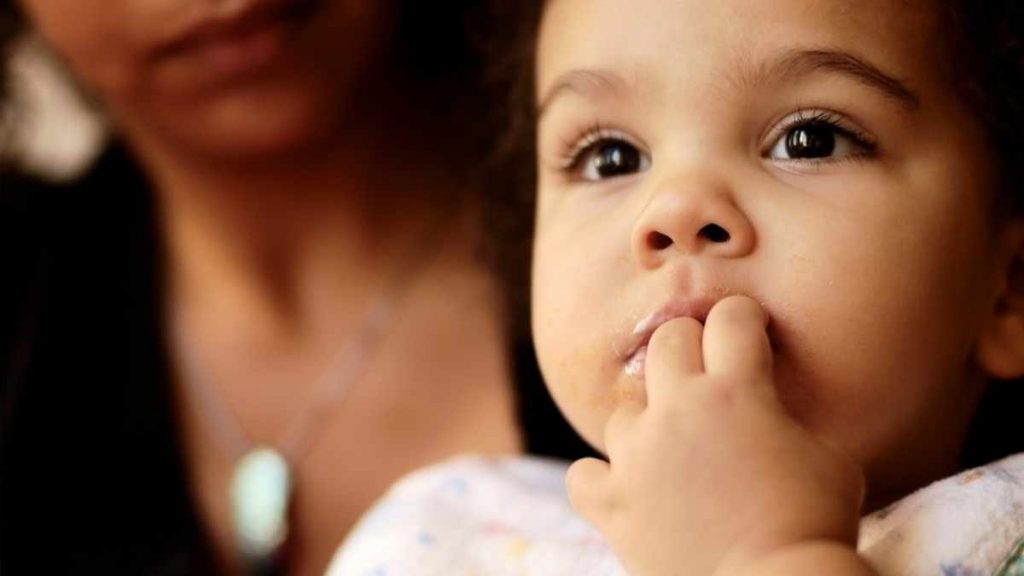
[0,1,586,574]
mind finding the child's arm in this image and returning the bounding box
[566,296,875,576]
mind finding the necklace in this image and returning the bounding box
[176,217,450,576]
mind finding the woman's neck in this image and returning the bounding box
[139,116,468,346]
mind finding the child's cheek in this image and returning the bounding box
[533,298,629,451]
[532,273,632,450]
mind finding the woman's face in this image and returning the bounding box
[17,0,386,157]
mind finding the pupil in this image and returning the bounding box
[595,142,640,177]
[785,125,835,159]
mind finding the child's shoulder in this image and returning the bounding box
[860,452,1024,575]
[325,455,626,576]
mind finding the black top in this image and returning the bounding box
[0,148,592,575]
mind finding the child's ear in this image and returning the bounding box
[976,219,1024,379]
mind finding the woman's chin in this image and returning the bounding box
[140,95,345,162]
[188,120,336,161]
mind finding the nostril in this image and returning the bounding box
[699,223,730,243]
[646,231,673,250]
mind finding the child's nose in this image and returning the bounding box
[630,171,755,269]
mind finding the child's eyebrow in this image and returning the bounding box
[757,48,920,111]
[536,69,629,120]
[537,48,920,119]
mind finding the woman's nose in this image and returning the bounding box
[630,172,755,269]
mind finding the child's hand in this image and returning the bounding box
[566,295,870,576]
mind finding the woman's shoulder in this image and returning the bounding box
[326,454,626,576]
[860,452,1024,575]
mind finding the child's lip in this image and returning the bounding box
[621,297,719,377]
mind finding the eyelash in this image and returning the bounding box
[556,121,640,173]
[553,109,878,178]
[764,109,878,163]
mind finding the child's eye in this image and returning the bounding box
[560,126,651,182]
[765,111,876,163]
[580,140,649,180]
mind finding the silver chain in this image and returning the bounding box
[176,212,452,466]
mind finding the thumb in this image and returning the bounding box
[566,457,613,524]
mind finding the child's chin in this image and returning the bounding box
[611,378,648,407]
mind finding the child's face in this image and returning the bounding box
[532,0,1010,503]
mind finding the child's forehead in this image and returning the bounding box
[537,0,943,96]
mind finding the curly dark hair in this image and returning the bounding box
[942,0,1024,206]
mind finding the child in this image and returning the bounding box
[327,1,1024,574]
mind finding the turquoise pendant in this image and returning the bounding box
[231,447,293,575]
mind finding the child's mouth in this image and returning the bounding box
[621,298,717,379]
[624,345,648,377]
[622,296,777,379]
[618,295,778,377]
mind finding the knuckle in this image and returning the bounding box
[565,459,615,520]
[565,460,588,489]
[565,461,595,498]
[698,375,742,406]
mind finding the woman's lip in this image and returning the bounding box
[153,0,317,62]
[181,18,291,77]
